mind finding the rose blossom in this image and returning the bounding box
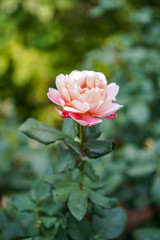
[47,70,123,126]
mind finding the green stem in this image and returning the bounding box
[80,125,84,148]
[79,125,85,185]
[35,206,41,236]
[80,159,85,185]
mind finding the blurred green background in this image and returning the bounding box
[0,0,160,239]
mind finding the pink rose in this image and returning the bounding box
[47,70,123,126]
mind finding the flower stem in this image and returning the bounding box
[79,125,85,185]
[79,125,84,148]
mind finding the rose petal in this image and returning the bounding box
[63,106,82,113]
[56,74,71,102]
[59,98,65,107]
[71,100,90,113]
[105,113,117,119]
[94,100,112,114]
[55,107,63,117]
[56,74,65,91]
[47,88,65,106]
[81,88,104,104]
[67,82,80,101]
[97,72,107,84]
[69,112,102,126]
[107,83,119,101]
[83,71,107,84]
[55,107,70,118]
[98,103,123,117]
[69,70,82,80]
[89,100,103,113]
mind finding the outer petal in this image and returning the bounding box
[69,70,107,84]
[88,100,103,114]
[105,113,117,119]
[71,100,90,113]
[55,107,63,117]
[63,106,82,113]
[94,100,112,114]
[69,112,102,126]
[56,74,71,102]
[97,72,107,84]
[56,74,65,91]
[97,103,123,117]
[69,70,83,80]
[47,88,65,106]
[82,71,107,85]
[107,83,119,101]
[55,107,70,118]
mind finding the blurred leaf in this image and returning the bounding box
[151,175,160,204]
[62,118,77,139]
[86,188,113,208]
[68,189,88,221]
[83,178,106,189]
[39,202,65,216]
[0,212,7,231]
[88,0,125,17]
[129,7,154,24]
[40,216,57,228]
[93,205,106,218]
[57,231,69,240]
[53,181,78,202]
[85,139,114,158]
[42,173,67,185]
[19,118,66,144]
[53,187,73,202]
[84,161,98,181]
[127,161,155,177]
[99,173,124,195]
[1,222,26,240]
[71,168,81,181]
[83,125,101,140]
[12,194,35,211]
[13,238,33,240]
[93,208,127,239]
[67,217,93,240]
[64,138,82,155]
[133,228,160,240]
[55,150,77,173]
[128,103,150,126]
[31,180,51,202]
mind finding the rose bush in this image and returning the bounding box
[47,70,123,126]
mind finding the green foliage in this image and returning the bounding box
[93,208,127,239]
[85,139,114,158]
[64,138,82,156]
[133,228,160,240]
[62,119,77,139]
[67,217,92,240]
[88,0,125,18]
[83,125,101,140]
[53,181,78,202]
[151,175,160,204]
[19,118,66,144]
[12,194,35,211]
[30,180,51,202]
[84,161,98,181]
[55,150,77,173]
[86,188,114,208]
[68,190,88,221]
